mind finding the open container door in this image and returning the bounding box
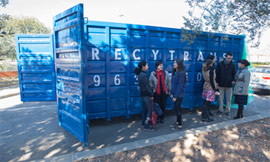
[53,4,89,144]
[15,34,56,102]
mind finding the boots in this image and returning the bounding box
[202,102,214,122]
[233,109,241,119]
[234,106,243,119]
[240,106,244,118]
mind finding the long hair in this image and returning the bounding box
[134,61,147,75]
[173,59,187,83]
[203,59,213,71]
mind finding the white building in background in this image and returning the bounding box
[249,53,270,63]
[247,37,270,63]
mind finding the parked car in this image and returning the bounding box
[250,66,270,93]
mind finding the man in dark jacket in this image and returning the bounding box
[216,53,236,115]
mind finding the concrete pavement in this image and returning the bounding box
[0,87,270,162]
[0,85,20,99]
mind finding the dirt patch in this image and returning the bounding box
[0,71,18,78]
[77,118,270,162]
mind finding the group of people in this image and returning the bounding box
[135,53,251,131]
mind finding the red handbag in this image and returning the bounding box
[149,99,158,125]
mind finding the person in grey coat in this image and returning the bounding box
[149,61,171,123]
[233,59,251,119]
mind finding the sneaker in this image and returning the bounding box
[208,118,214,121]
[170,122,180,128]
[225,112,231,116]
[144,127,154,131]
[201,118,213,122]
[171,125,182,130]
[216,111,223,115]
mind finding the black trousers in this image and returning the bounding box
[154,93,167,120]
[174,97,183,125]
[202,101,210,119]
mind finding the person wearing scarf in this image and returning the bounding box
[149,61,171,123]
[233,59,251,119]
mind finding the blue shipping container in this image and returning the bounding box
[53,4,245,144]
[16,34,56,102]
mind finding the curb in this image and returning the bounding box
[33,111,270,162]
[0,92,20,99]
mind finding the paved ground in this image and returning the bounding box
[78,117,270,162]
[0,90,270,162]
[0,85,19,99]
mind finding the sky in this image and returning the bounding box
[1,0,269,56]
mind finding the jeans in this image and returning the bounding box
[141,96,152,128]
[174,97,183,125]
[219,87,232,112]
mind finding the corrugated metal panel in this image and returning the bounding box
[53,4,89,145]
[85,21,245,120]
[15,34,56,101]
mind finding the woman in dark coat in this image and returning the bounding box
[135,61,154,131]
[233,59,251,119]
[170,59,186,130]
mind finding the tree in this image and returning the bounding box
[0,16,50,60]
[183,0,270,47]
[0,0,10,37]
[0,0,10,70]
[0,0,9,7]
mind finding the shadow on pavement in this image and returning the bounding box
[1,94,269,161]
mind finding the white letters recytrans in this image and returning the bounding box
[133,49,141,60]
[197,51,204,61]
[152,50,159,60]
[115,48,122,60]
[169,50,175,60]
[92,48,100,60]
[209,52,217,58]
[184,51,189,61]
